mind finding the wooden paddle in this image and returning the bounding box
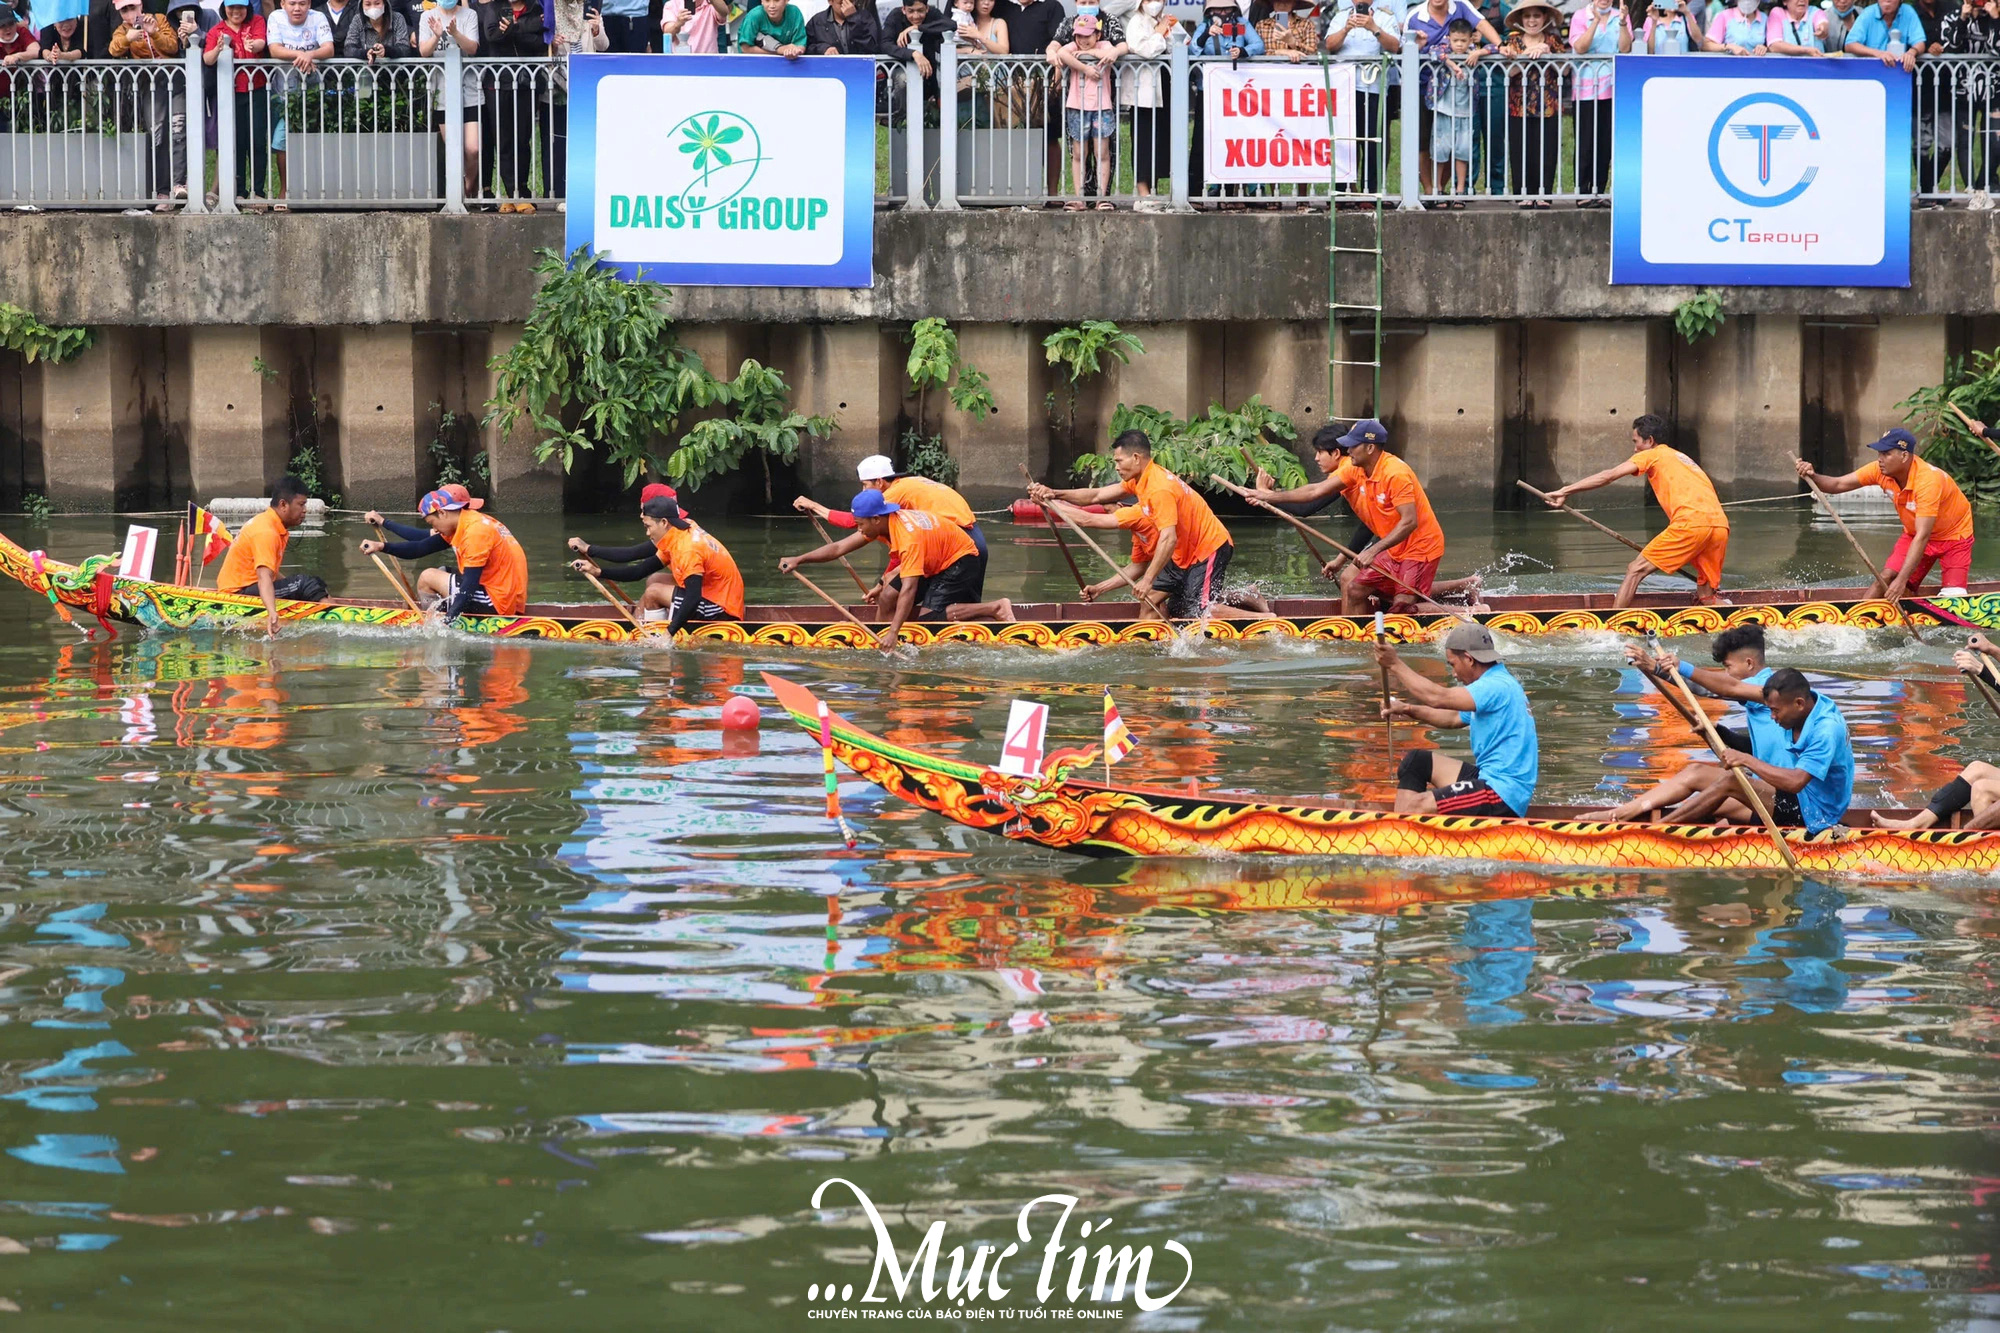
[1226,453,1337,575]
[369,552,422,614]
[1946,400,2000,462]
[1374,610,1394,769]
[1516,480,1647,554]
[370,522,422,607]
[576,564,659,640]
[1964,664,2000,724]
[789,567,894,647]
[1797,471,1924,644]
[808,514,875,600]
[1019,465,1089,594]
[1038,499,1171,622]
[1659,662,1801,872]
[1211,474,1466,617]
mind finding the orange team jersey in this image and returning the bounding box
[1123,461,1229,567]
[217,507,289,594]
[1856,457,1974,542]
[883,477,975,529]
[1630,446,1727,528]
[1330,454,1446,562]
[654,522,747,617]
[449,510,528,615]
[879,508,977,579]
[1115,504,1159,566]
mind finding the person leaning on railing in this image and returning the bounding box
[1405,0,1500,211]
[475,0,544,212]
[1324,0,1401,199]
[1188,1,1260,203]
[418,0,482,202]
[265,0,334,211]
[738,0,807,56]
[108,0,186,211]
[1940,0,2000,200]
[1109,0,1175,210]
[204,0,270,207]
[344,0,414,63]
[805,0,883,52]
[38,12,84,63]
[1500,0,1565,208]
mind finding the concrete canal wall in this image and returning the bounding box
[2,210,1993,511]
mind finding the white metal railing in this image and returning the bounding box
[3,48,1997,211]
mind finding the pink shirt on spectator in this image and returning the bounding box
[1765,7,1827,46]
[1062,42,1113,109]
[1566,4,1629,99]
[665,0,720,52]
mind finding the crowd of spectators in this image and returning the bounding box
[0,0,1991,211]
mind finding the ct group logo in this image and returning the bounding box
[1707,92,1821,208]
[802,1178,1194,1319]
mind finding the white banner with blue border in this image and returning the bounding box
[563,54,876,289]
[1610,56,1910,288]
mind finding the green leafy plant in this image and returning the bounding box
[1044,320,1144,462]
[0,304,91,365]
[898,427,960,488]
[251,356,278,384]
[1672,290,1726,345]
[1900,348,2000,507]
[485,247,728,488]
[665,359,836,504]
[905,318,995,433]
[22,492,51,524]
[425,403,491,492]
[1071,398,1308,495]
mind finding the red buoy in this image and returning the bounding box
[720,695,761,731]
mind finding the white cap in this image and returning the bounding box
[856,454,896,482]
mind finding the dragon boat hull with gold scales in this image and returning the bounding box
[764,673,2000,876]
[10,533,2000,649]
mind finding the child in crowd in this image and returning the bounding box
[1427,17,1476,204]
[1057,13,1115,210]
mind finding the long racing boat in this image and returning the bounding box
[763,673,2000,876]
[9,531,2000,649]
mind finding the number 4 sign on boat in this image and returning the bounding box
[996,700,1050,778]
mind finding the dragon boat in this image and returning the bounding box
[764,674,2000,876]
[10,531,2000,649]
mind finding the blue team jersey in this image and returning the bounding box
[1459,662,1539,817]
[1775,691,1854,833]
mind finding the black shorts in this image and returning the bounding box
[1400,751,1517,817]
[912,554,984,617]
[1718,726,1752,755]
[232,573,327,602]
[1151,543,1233,619]
[1772,791,1803,828]
[665,593,737,626]
[446,573,498,615]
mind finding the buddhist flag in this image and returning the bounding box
[187,503,231,566]
[1102,687,1135,766]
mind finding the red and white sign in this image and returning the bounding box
[996,700,1050,778]
[118,525,158,582]
[1203,64,1356,185]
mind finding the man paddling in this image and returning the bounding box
[779,491,1014,649]
[795,456,988,600]
[1029,431,1235,619]
[1044,497,1274,618]
[1876,634,2000,829]
[570,495,745,636]
[1670,669,1854,834]
[1795,429,1975,601]
[1540,414,1730,608]
[561,482,685,607]
[217,475,324,638]
[1373,623,1539,818]
[358,488,528,619]
[1594,626,1785,822]
[1246,420,1454,614]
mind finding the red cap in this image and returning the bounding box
[639,482,677,506]
[440,483,485,511]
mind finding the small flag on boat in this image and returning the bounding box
[1103,688,1135,766]
[817,699,858,850]
[187,503,231,566]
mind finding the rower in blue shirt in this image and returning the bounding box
[1375,622,1539,818]
[1677,668,1855,833]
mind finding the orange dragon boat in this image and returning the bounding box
[9,531,2000,649]
[764,674,2000,876]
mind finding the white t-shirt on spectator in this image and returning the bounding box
[421,6,484,107]
[1329,1,1401,85]
[265,9,333,91]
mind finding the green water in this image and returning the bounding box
[0,508,1993,1331]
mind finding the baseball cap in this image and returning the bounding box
[1868,428,1918,453]
[639,481,678,506]
[856,455,896,482]
[440,483,484,511]
[418,488,469,517]
[1337,418,1389,449]
[1074,13,1098,29]
[640,495,690,529]
[1442,622,1501,663]
[851,489,902,520]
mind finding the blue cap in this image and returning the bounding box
[851,489,902,520]
[418,488,468,516]
[1338,418,1389,449]
[1868,428,1918,453]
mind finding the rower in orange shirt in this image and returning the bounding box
[1029,431,1234,618]
[780,490,1014,650]
[216,475,324,636]
[1542,414,1730,608]
[358,488,528,619]
[794,454,989,594]
[570,494,745,636]
[1796,428,1976,601]
[1043,495,1274,618]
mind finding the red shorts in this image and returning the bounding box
[1887,532,1973,590]
[1354,554,1440,599]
